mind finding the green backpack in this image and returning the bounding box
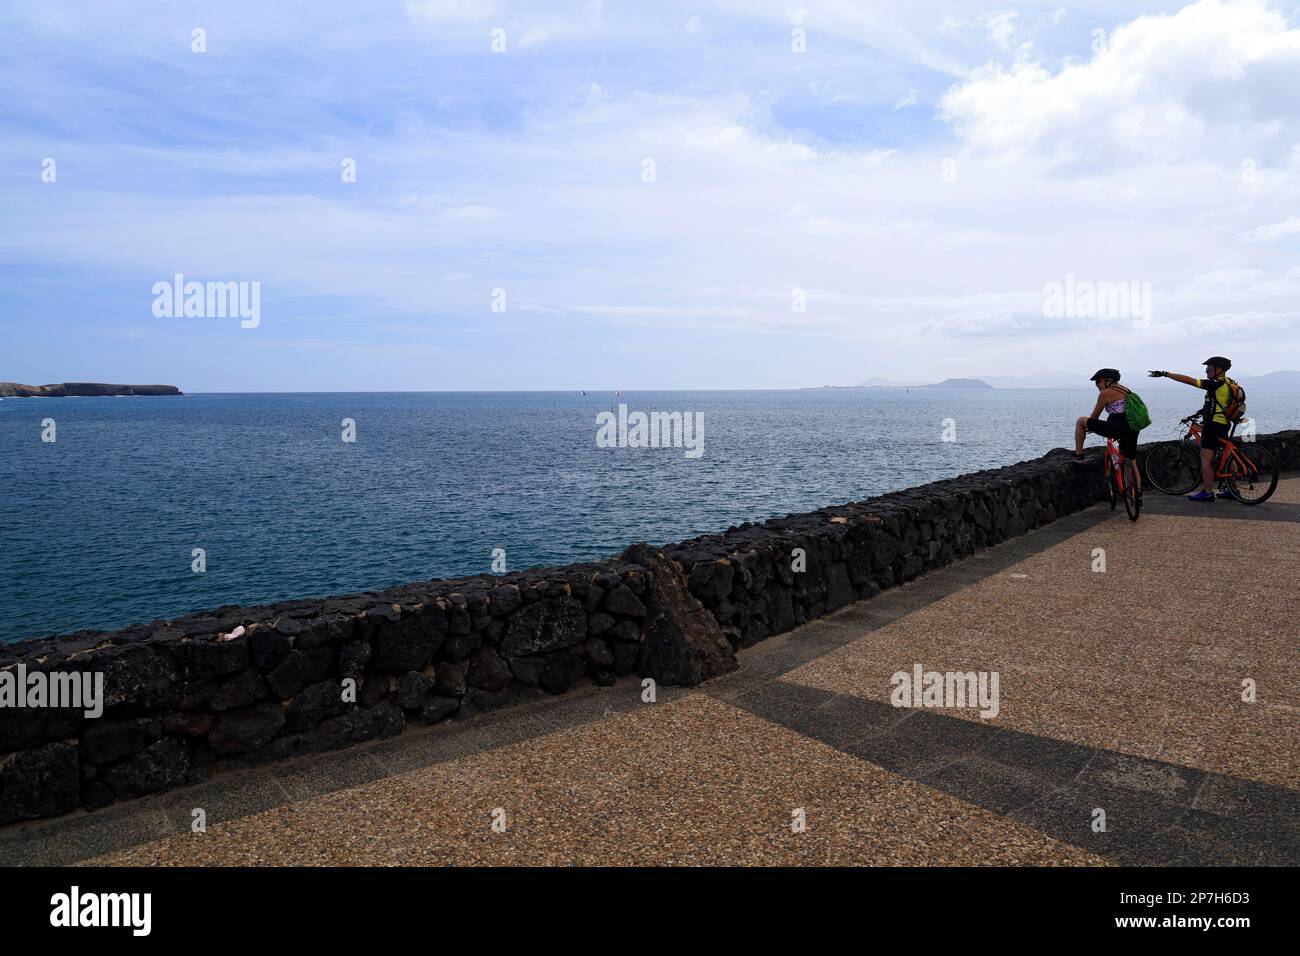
[1124,389,1152,431]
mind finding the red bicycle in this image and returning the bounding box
[1103,436,1142,521]
[1143,413,1278,504]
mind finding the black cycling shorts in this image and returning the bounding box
[1200,420,1231,451]
[1087,414,1138,458]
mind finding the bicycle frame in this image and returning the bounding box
[1103,437,1130,489]
[1178,419,1257,482]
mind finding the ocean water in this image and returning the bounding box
[2,386,1297,643]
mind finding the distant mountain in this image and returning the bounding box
[847,374,987,387]
[983,370,1075,388]
[999,369,1300,388]
[1240,370,1300,387]
[855,376,929,388]
[922,378,993,389]
[830,369,1299,392]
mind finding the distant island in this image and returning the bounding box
[815,369,1300,390]
[816,377,993,390]
[0,382,182,398]
[924,378,993,389]
[1244,370,1300,387]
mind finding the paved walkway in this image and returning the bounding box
[3,481,1298,866]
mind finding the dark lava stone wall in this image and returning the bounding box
[667,432,1300,649]
[3,431,1297,823]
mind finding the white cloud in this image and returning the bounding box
[941,0,1300,170]
[1240,216,1300,242]
[707,0,973,75]
[983,10,1019,49]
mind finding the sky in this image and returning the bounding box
[3,0,1300,390]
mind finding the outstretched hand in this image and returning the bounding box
[1147,370,1165,377]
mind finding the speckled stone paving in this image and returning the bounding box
[83,695,1103,867]
[3,481,1296,867]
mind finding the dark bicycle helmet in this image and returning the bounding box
[1203,356,1232,371]
[1090,368,1121,382]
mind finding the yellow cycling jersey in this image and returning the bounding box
[1195,378,1231,425]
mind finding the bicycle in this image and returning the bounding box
[1143,413,1279,504]
[1103,436,1142,521]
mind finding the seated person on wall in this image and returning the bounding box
[1074,369,1140,488]
[1148,356,1236,502]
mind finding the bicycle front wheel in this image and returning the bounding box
[1145,442,1199,495]
[1225,444,1279,504]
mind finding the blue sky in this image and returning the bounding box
[4,0,1300,390]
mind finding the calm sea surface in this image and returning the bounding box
[3,386,1297,642]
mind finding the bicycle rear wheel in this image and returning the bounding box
[1122,460,1142,521]
[1145,442,1199,495]
[1225,444,1279,504]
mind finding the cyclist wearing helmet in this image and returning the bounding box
[1075,368,1139,480]
[1148,357,1234,501]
